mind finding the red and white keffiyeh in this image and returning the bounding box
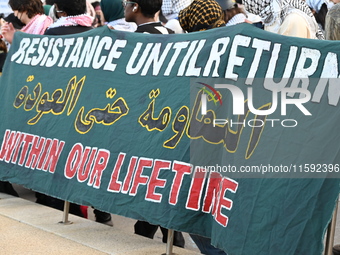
[47,14,93,29]
[21,14,53,35]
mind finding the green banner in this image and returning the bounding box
[0,24,339,254]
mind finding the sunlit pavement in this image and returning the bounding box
[1,184,339,254]
[0,185,199,254]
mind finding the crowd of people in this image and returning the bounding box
[1,0,340,47]
[0,0,340,254]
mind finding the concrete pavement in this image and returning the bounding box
[1,185,340,255]
[0,192,198,255]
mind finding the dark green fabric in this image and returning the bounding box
[43,5,51,16]
[0,24,339,255]
[100,0,124,22]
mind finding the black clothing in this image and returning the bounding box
[0,181,19,197]
[4,13,25,29]
[135,22,174,34]
[93,209,112,223]
[36,192,85,217]
[133,21,182,246]
[134,221,185,248]
[0,53,7,72]
[44,25,92,35]
[41,23,111,223]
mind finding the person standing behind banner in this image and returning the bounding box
[323,14,340,255]
[100,0,137,32]
[44,0,93,35]
[216,0,250,26]
[325,3,340,255]
[306,0,328,34]
[124,0,174,34]
[162,0,193,20]
[123,0,185,247]
[161,0,193,34]
[326,6,340,255]
[242,0,324,39]
[325,3,340,40]
[48,0,95,23]
[178,2,228,254]
[178,0,226,33]
[42,0,113,226]
[1,0,53,44]
[0,0,52,201]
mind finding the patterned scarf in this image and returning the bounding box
[243,0,274,25]
[179,0,226,32]
[243,0,324,39]
[47,14,93,29]
[21,14,53,35]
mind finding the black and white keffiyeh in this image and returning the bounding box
[243,0,273,22]
[243,0,324,39]
[162,0,193,19]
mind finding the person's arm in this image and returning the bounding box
[1,22,16,44]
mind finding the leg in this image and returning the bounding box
[160,227,185,248]
[189,234,227,255]
[134,220,158,239]
[0,181,18,197]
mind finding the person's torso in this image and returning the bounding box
[135,22,174,34]
[44,25,92,35]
